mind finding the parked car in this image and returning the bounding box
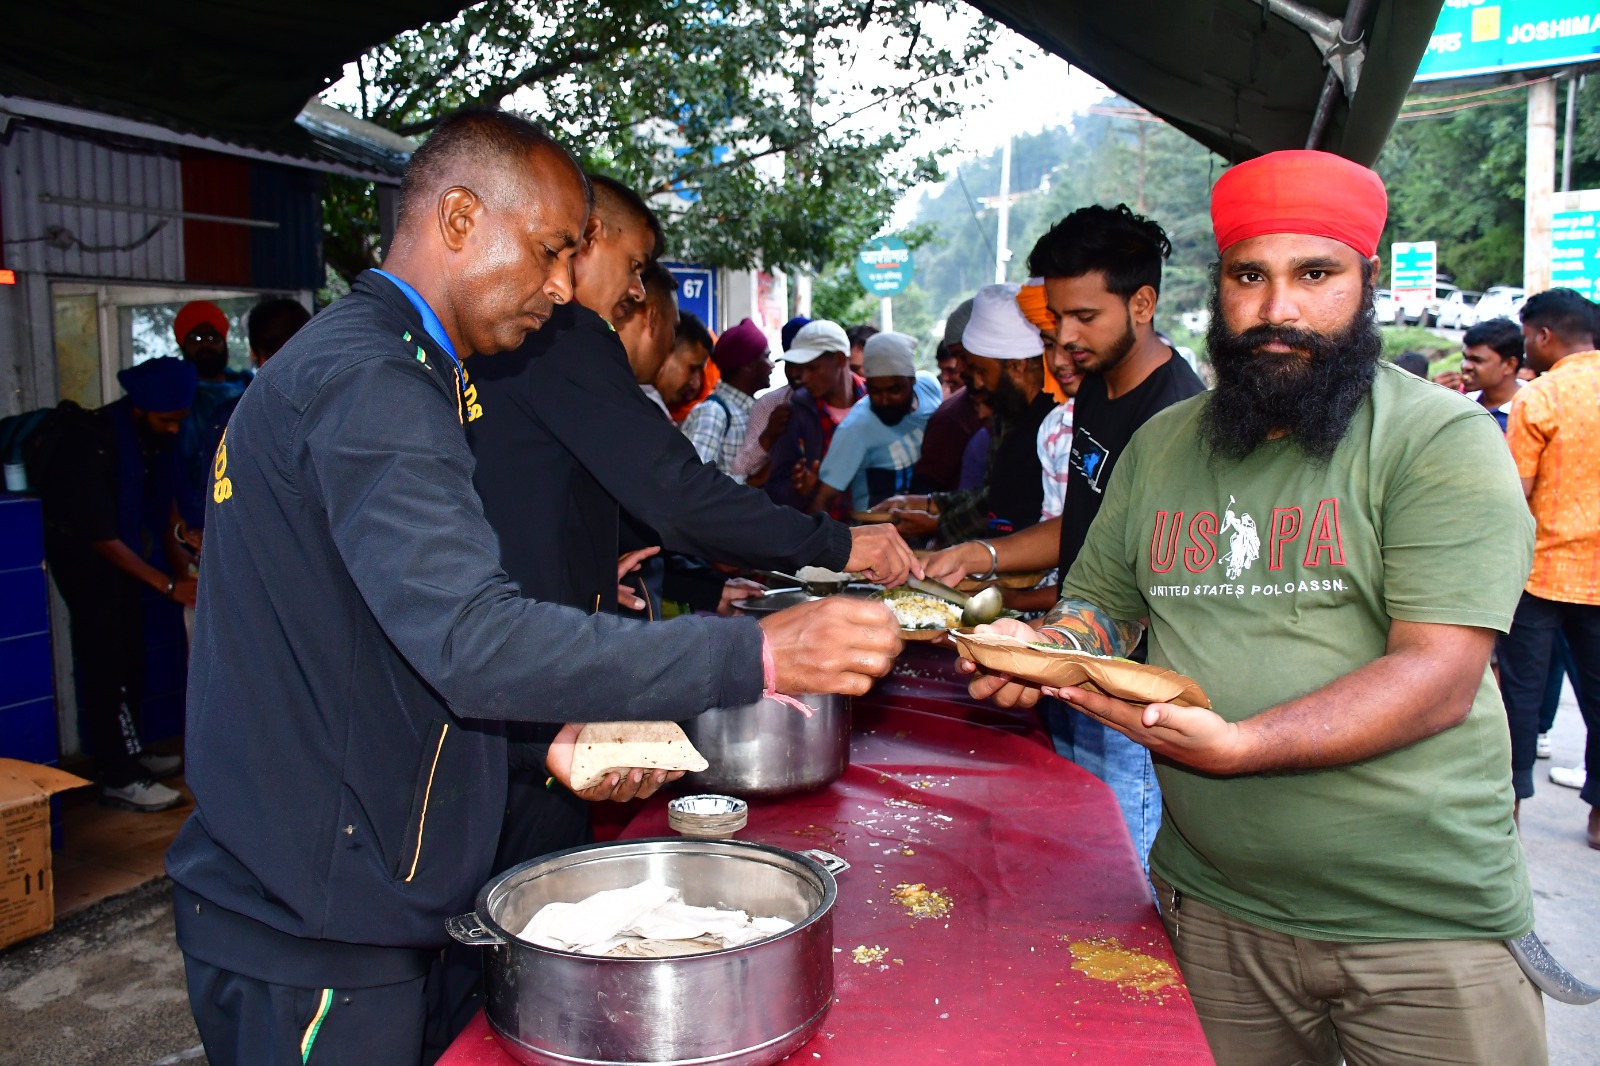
[1374,289,1399,325]
[1436,289,1483,330]
[1474,286,1526,326]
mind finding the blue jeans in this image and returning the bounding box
[1042,696,1162,867]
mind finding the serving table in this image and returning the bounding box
[438,644,1215,1065]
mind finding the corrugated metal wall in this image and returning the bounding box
[0,125,185,281]
[251,163,323,292]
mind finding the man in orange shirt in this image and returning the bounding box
[1501,287,1600,848]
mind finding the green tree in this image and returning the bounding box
[856,104,1221,339]
[324,0,1002,282]
[1375,76,1600,293]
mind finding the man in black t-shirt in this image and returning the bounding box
[921,205,1202,865]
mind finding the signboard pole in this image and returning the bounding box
[880,297,893,332]
[1527,80,1558,294]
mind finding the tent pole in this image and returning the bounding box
[1300,0,1375,150]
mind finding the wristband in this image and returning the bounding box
[973,540,999,581]
[165,577,175,600]
[760,631,814,717]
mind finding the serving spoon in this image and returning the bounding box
[905,576,1005,627]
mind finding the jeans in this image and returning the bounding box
[1538,632,1579,734]
[1042,696,1162,867]
[1496,592,1600,807]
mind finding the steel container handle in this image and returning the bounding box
[447,912,506,947]
[801,849,850,877]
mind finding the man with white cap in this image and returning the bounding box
[875,283,1057,544]
[764,319,863,515]
[791,331,943,514]
[962,151,1543,1064]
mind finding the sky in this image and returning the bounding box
[889,24,1110,229]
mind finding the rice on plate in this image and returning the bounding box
[876,587,962,631]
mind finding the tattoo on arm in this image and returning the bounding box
[1038,597,1145,659]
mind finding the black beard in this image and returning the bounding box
[873,400,914,426]
[989,373,1029,422]
[1199,283,1381,464]
[186,346,229,379]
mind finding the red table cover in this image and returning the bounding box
[439,647,1214,1065]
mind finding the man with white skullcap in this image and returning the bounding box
[875,283,1058,544]
[790,331,942,514]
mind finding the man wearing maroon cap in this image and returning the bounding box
[683,317,773,481]
[964,150,1544,1063]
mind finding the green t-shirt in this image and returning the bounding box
[1063,364,1535,942]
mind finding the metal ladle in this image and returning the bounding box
[906,576,1005,627]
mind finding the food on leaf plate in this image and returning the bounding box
[951,630,1211,709]
[874,587,962,634]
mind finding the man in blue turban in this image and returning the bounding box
[36,357,198,811]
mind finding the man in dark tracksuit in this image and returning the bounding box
[164,111,900,1066]
[39,358,199,812]
[467,180,918,871]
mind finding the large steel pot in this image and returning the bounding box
[681,694,850,798]
[448,838,847,1066]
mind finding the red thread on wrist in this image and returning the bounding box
[761,631,814,717]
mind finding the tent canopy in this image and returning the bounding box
[968,0,1443,164]
[0,2,459,136]
[0,1,1440,164]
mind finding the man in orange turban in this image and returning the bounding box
[962,150,1544,1064]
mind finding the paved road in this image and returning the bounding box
[1,688,1595,1065]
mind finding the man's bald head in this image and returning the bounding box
[398,109,590,230]
[382,109,592,357]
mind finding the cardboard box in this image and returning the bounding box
[0,758,90,949]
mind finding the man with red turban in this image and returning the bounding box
[963,150,1545,1064]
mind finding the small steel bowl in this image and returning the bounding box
[668,794,749,839]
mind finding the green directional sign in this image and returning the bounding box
[856,236,914,298]
[1416,2,1600,82]
[1390,241,1438,294]
[1552,201,1600,299]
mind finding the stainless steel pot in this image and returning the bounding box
[448,838,848,1066]
[681,694,850,798]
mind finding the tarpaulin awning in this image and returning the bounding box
[968,0,1446,164]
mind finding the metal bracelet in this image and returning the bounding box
[973,539,999,582]
[164,577,175,600]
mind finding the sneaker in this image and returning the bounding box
[1537,733,1553,760]
[139,752,183,778]
[101,779,183,812]
[1549,766,1587,790]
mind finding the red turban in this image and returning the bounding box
[174,300,230,343]
[1211,150,1387,259]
